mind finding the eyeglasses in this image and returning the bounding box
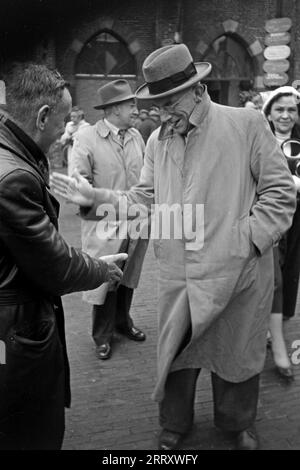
[159,89,194,115]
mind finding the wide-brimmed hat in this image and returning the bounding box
[94,79,135,109]
[262,86,300,116]
[135,44,212,100]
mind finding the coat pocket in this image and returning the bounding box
[230,215,255,260]
[7,318,56,357]
[0,318,63,419]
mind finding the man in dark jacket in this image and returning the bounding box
[0,62,126,450]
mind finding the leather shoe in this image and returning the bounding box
[119,326,146,342]
[276,365,294,380]
[158,429,184,450]
[96,343,111,360]
[235,428,259,450]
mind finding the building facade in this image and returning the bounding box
[1,0,300,123]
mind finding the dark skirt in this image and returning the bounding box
[272,202,300,316]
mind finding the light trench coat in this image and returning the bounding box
[71,119,148,304]
[89,91,296,401]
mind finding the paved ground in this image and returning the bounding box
[57,198,300,450]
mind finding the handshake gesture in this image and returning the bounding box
[50,169,95,207]
[100,253,128,285]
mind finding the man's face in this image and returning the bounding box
[156,87,197,134]
[268,95,299,135]
[116,99,138,129]
[42,88,72,153]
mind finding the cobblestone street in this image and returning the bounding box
[58,198,300,450]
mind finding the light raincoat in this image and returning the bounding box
[89,91,296,400]
[71,119,148,304]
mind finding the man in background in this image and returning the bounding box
[70,79,148,360]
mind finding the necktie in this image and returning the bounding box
[118,129,126,145]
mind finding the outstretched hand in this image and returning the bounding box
[100,253,128,285]
[50,169,95,207]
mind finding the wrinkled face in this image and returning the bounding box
[116,99,138,129]
[268,95,299,135]
[155,87,197,134]
[42,88,72,152]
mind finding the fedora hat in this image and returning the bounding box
[135,44,212,100]
[94,79,135,109]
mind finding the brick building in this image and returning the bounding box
[1,0,300,122]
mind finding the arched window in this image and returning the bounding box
[202,34,255,106]
[75,30,136,77]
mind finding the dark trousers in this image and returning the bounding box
[159,368,259,434]
[92,285,134,345]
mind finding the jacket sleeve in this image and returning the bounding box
[249,114,297,254]
[80,128,156,220]
[0,169,109,296]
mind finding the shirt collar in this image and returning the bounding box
[104,118,120,136]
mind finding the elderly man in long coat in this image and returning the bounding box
[70,79,148,360]
[52,44,296,450]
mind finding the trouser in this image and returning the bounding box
[159,368,259,434]
[92,285,134,345]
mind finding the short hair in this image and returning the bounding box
[2,62,68,123]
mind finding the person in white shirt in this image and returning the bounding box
[60,106,89,175]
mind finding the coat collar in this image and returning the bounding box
[96,119,137,141]
[0,113,50,185]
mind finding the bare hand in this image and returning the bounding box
[50,169,95,206]
[100,253,128,284]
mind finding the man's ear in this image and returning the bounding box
[195,83,204,102]
[36,105,50,130]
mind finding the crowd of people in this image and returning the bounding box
[0,42,300,451]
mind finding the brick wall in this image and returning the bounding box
[2,0,300,107]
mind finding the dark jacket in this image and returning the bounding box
[0,114,108,440]
[272,123,300,317]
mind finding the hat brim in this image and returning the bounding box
[94,94,136,109]
[135,62,212,100]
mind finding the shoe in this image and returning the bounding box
[158,429,184,450]
[119,326,146,342]
[276,365,294,380]
[235,428,259,450]
[95,343,111,360]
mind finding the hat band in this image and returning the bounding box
[147,62,197,95]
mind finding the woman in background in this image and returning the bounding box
[262,86,300,379]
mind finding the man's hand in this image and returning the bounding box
[100,253,128,284]
[50,169,95,207]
